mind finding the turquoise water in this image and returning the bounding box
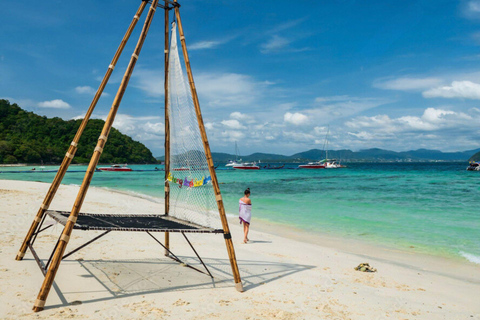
[1,162,479,263]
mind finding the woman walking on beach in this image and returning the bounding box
[239,188,252,244]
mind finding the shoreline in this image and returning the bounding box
[6,177,478,269]
[91,181,480,269]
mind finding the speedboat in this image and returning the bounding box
[233,162,260,170]
[298,161,326,169]
[467,161,480,171]
[98,164,132,172]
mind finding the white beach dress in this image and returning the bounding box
[239,200,252,225]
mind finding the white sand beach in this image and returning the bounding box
[0,179,479,319]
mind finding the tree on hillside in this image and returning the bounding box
[0,99,158,164]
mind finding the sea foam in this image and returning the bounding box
[460,251,480,265]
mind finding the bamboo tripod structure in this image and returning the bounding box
[15,1,149,262]
[15,0,243,312]
[164,0,171,256]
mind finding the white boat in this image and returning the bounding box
[98,164,132,172]
[322,159,346,169]
[226,160,242,167]
[299,126,346,169]
[467,161,480,171]
[233,162,260,170]
[226,141,243,167]
[319,127,346,169]
[298,161,325,169]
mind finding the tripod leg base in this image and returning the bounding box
[16,251,25,261]
[33,299,45,312]
[235,282,244,292]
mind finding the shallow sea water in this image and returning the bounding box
[1,162,479,263]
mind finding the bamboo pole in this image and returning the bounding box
[174,5,244,292]
[32,0,160,312]
[15,1,148,262]
[164,1,171,256]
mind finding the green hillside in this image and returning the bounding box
[469,151,480,162]
[0,99,157,164]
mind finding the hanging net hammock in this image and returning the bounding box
[167,22,222,230]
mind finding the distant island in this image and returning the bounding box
[158,148,480,163]
[0,99,157,164]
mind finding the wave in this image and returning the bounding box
[460,251,480,264]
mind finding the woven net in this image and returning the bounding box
[167,22,221,230]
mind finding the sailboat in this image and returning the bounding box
[223,142,260,170]
[298,127,346,169]
[225,141,243,167]
[321,127,346,169]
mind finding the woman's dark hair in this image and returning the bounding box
[244,188,250,195]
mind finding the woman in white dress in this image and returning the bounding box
[239,188,252,244]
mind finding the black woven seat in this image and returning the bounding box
[46,210,222,233]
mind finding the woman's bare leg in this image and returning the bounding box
[244,223,250,243]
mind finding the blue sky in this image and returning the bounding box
[3,0,480,156]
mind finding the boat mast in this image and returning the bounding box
[235,141,238,162]
[323,125,330,161]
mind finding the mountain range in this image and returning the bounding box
[206,147,480,163]
[155,148,480,162]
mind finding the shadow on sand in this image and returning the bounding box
[46,256,314,310]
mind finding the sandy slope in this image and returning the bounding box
[0,179,479,319]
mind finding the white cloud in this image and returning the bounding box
[230,111,255,123]
[189,40,222,50]
[373,77,443,91]
[74,85,110,97]
[467,0,480,12]
[284,112,308,125]
[143,121,165,134]
[342,107,480,151]
[315,95,352,103]
[38,99,71,109]
[221,130,245,141]
[307,96,392,124]
[73,113,164,144]
[267,18,306,34]
[221,119,246,129]
[421,108,457,122]
[347,131,377,140]
[261,35,290,53]
[132,68,164,97]
[282,130,315,141]
[462,0,480,19]
[205,122,214,130]
[422,80,480,100]
[196,72,263,108]
[313,126,329,136]
[346,107,472,133]
[75,86,96,95]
